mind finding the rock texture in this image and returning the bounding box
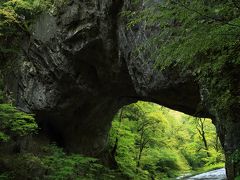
[5,0,201,154]
[4,0,239,179]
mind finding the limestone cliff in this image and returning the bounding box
[3,1,240,179]
[4,0,200,154]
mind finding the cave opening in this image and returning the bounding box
[108,101,226,179]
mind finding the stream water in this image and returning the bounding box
[185,168,227,180]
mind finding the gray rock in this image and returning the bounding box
[4,2,240,178]
[5,0,204,155]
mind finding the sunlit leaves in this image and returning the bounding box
[0,104,38,142]
[109,102,224,178]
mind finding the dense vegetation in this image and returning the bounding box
[125,1,240,177]
[126,0,240,113]
[0,77,37,143]
[0,2,93,179]
[0,98,224,179]
[109,102,224,179]
[0,78,121,179]
[1,0,238,179]
[0,144,123,180]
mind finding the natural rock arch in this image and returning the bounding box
[5,1,239,179]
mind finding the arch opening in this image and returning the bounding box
[108,101,226,179]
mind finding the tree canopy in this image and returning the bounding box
[126,0,240,112]
[109,102,224,179]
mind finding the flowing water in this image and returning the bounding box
[185,168,227,180]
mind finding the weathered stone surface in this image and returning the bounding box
[4,0,240,178]
[6,0,136,155]
[5,0,204,154]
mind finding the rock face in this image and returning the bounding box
[4,0,239,179]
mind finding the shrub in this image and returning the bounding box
[0,104,38,142]
[0,144,123,180]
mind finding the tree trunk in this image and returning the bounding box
[136,146,143,173]
[201,130,210,157]
[197,119,210,157]
[136,128,144,173]
[215,134,219,152]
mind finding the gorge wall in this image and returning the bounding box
[4,0,240,179]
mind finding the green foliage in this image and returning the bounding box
[0,0,38,55]
[126,0,240,112]
[0,173,10,180]
[0,76,38,142]
[109,101,224,179]
[1,144,121,180]
[231,148,240,169]
[0,0,68,56]
[0,103,38,142]
[0,0,68,33]
[233,149,240,162]
[41,145,115,180]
